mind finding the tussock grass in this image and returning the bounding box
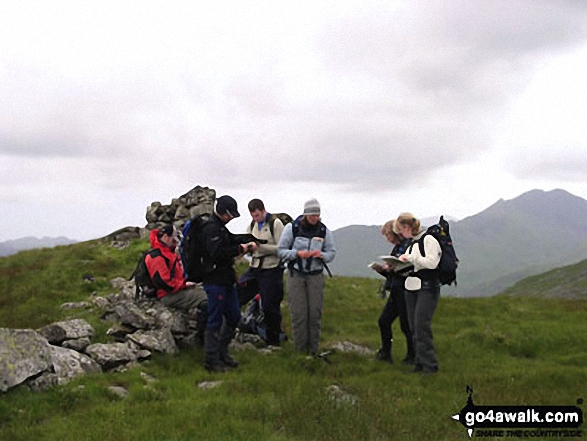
[0,240,585,440]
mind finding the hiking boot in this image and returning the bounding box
[404,363,423,374]
[204,362,227,373]
[401,354,415,365]
[220,354,239,369]
[375,348,393,364]
[422,365,438,375]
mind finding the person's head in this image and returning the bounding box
[215,195,240,223]
[248,198,267,223]
[157,225,178,248]
[381,220,401,245]
[302,198,321,225]
[395,212,420,239]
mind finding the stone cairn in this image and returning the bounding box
[145,185,216,233]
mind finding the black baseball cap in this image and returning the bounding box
[158,225,175,237]
[216,195,240,218]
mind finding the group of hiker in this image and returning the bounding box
[140,194,455,375]
[142,195,336,373]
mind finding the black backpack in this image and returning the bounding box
[130,249,168,301]
[410,216,459,286]
[180,214,211,283]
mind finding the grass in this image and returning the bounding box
[0,240,586,440]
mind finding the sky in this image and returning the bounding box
[1,0,586,242]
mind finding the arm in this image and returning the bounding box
[405,235,441,270]
[318,228,336,263]
[277,223,297,261]
[204,223,241,263]
[146,254,186,293]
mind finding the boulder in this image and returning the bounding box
[85,342,150,370]
[37,319,94,345]
[61,337,91,352]
[126,328,178,354]
[49,345,102,385]
[0,329,52,392]
[113,301,157,330]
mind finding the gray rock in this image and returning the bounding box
[126,328,178,354]
[330,341,375,356]
[61,337,91,352]
[60,301,91,309]
[49,345,102,385]
[92,296,111,309]
[0,328,52,392]
[114,301,156,329]
[109,278,135,300]
[37,319,94,345]
[27,372,60,392]
[106,324,136,342]
[85,342,150,370]
[326,385,358,406]
[197,381,223,390]
[107,386,129,398]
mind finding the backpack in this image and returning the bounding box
[179,214,211,283]
[249,212,293,240]
[130,249,168,301]
[409,215,459,286]
[238,294,287,343]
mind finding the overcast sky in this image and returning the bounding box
[1,0,586,241]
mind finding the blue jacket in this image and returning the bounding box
[277,217,336,274]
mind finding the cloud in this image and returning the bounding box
[1,0,587,242]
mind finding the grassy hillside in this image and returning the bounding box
[502,258,587,299]
[0,240,585,440]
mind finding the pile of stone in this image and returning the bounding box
[0,278,205,393]
[145,185,216,232]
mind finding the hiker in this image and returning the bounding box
[397,213,442,374]
[370,220,415,365]
[145,225,208,340]
[240,198,285,346]
[200,195,255,372]
[277,198,336,355]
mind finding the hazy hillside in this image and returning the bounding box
[0,236,77,257]
[331,189,587,297]
[501,258,587,299]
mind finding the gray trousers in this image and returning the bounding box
[287,271,324,354]
[160,286,207,313]
[404,283,440,370]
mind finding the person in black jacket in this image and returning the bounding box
[370,220,414,365]
[200,195,256,373]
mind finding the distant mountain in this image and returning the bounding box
[331,189,587,297]
[0,236,77,257]
[501,257,587,299]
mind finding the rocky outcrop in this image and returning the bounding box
[145,185,216,232]
[0,329,52,392]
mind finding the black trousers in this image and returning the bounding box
[240,266,284,345]
[378,282,413,356]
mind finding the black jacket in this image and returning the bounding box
[200,214,241,285]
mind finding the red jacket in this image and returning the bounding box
[146,229,187,299]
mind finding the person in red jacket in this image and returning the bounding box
[146,225,208,341]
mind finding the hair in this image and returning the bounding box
[380,220,400,241]
[248,198,265,213]
[395,212,421,236]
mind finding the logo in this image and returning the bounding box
[452,386,583,438]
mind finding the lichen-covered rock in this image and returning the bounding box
[0,329,52,392]
[85,342,150,370]
[126,328,178,354]
[61,338,91,352]
[49,345,102,385]
[329,341,375,356]
[113,300,157,329]
[37,319,94,345]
